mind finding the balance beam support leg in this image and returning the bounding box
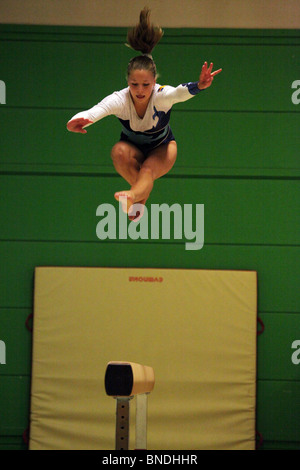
[135,393,148,450]
[115,398,131,450]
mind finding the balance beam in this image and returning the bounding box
[105,362,155,450]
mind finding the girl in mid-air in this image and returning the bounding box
[67,7,222,221]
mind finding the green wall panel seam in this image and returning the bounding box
[0,167,299,178]
[0,239,299,247]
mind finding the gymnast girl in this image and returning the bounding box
[67,7,222,221]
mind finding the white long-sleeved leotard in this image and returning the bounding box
[69,81,203,154]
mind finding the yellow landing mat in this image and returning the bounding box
[30,267,257,450]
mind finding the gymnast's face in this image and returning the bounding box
[128,69,156,106]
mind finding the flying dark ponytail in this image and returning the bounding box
[126,6,163,55]
[126,7,163,79]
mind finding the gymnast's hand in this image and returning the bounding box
[198,62,222,90]
[67,118,93,134]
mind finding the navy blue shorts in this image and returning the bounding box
[119,127,176,158]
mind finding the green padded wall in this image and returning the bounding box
[0,24,299,450]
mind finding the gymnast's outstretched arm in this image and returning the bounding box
[198,61,222,90]
[66,118,93,134]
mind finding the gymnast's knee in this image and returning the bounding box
[140,165,155,180]
[111,142,130,166]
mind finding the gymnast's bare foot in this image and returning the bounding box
[114,191,147,222]
[114,190,135,214]
[128,198,147,222]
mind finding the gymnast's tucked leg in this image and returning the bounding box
[111,141,146,213]
[111,141,145,186]
[114,140,177,216]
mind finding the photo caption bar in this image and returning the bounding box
[101,452,198,466]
